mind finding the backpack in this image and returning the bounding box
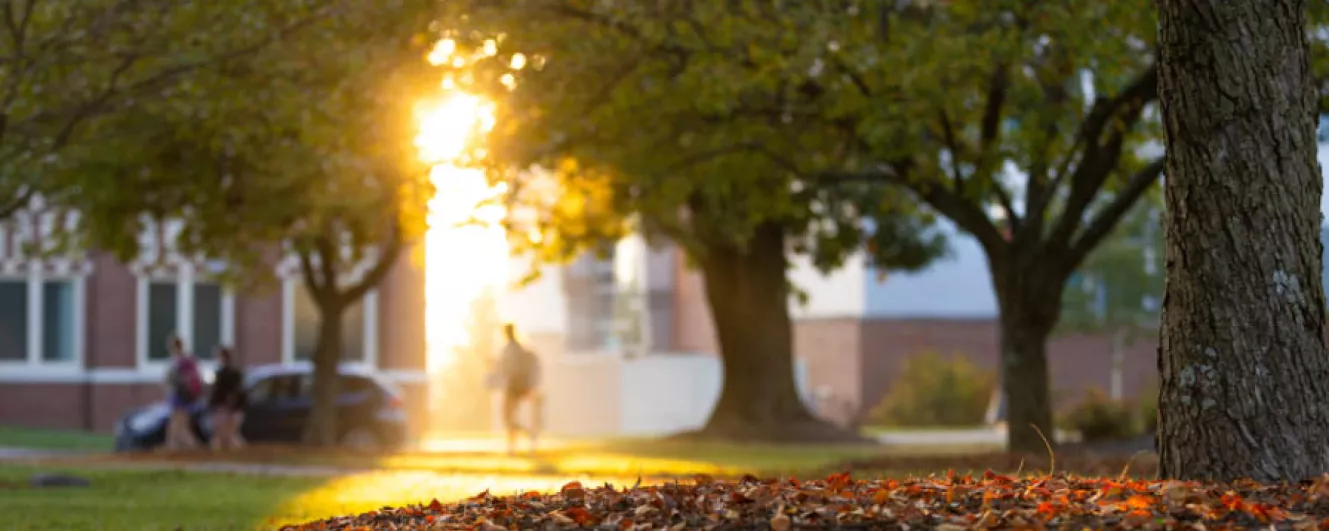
[177,357,203,400]
[505,344,539,391]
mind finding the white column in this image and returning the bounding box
[363,289,379,369]
[177,263,195,351]
[26,262,42,365]
[221,290,236,347]
[135,276,148,366]
[281,277,295,364]
[72,274,86,368]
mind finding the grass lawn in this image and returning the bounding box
[0,464,324,530]
[0,463,658,530]
[0,426,113,452]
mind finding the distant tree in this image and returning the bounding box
[1157,0,1329,481]
[1058,195,1163,400]
[61,2,439,446]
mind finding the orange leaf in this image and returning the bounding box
[566,506,594,526]
[1125,495,1154,510]
[1036,501,1057,516]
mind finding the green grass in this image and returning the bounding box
[0,426,113,452]
[0,464,325,530]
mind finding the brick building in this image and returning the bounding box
[0,210,426,433]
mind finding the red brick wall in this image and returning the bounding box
[0,382,161,433]
[792,318,863,426]
[236,288,282,366]
[672,261,717,355]
[378,248,426,372]
[86,254,137,368]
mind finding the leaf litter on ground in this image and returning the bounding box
[281,470,1329,530]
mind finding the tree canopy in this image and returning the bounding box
[0,0,344,218]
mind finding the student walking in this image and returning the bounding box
[163,336,203,451]
[208,347,247,451]
[492,323,543,455]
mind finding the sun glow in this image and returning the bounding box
[415,92,506,373]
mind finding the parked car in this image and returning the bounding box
[113,364,409,452]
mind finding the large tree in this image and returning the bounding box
[438,0,1178,451]
[437,1,947,442]
[1156,0,1329,482]
[60,2,438,446]
[0,0,338,218]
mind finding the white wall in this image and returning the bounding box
[499,256,567,336]
[618,354,721,436]
[538,352,812,436]
[787,253,867,319]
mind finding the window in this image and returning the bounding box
[147,282,179,361]
[42,281,75,362]
[292,282,368,363]
[0,280,26,361]
[193,282,223,360]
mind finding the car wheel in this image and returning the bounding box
[339,427,380,451]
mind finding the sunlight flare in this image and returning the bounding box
[415,91,507,373]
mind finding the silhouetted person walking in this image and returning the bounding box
[493,323,542,455]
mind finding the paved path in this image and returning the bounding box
[0,447,92,459]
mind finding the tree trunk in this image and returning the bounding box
[1157,0,1329,482]
[996,307,1057,454]
[685,222,863,443]
[303,301,345,446]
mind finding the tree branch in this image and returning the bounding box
[815,163,1009,260]
[1045,66,1158,251]
[342,223,403,304]
[1059,157,1164,275]
[1031,65,1158,233]
[935,108,967,192]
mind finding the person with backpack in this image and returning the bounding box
[493,323,542,455]
[163,335,202,451]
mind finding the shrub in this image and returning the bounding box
[867,351,996,427]
[1138,383,1159,434]
[1060,387,1142,442]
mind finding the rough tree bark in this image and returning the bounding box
[684,221,864,443]
[1156,0,1329,481]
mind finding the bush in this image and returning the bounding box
[867,351,996,427]
[1138,383,1159,434]
[1060,387,1143,442]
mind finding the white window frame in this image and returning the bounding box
[280,276,379,370]
[0,265,87,375]
[135,262,236,371]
